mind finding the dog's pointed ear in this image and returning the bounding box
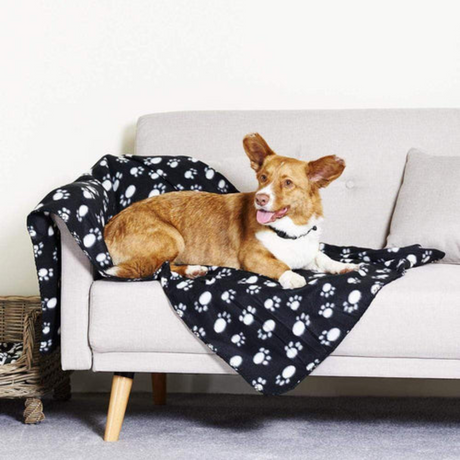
[307,155,345,188]
[243,133,276,171]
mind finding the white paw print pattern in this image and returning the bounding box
[221,289,236,303]
[372,273,389,280]
[194,291,213,313]
[229,355,243,369]
[57,207,71,222]
[130,166,145,177]
[252,377,267,392]
[292,313,311,336]
[306,359,320,372]
[161,276,169,288]
[358,251,371,263]
[318,302,335,318]
[174,303,187,318]
[246,285,261,295]
[112,172,123,191]
[96,252,111,267]
[231,332,246,347]
[204,166,215,179]
[120,185,136,207]
[214,311,232,333]
[192,326,206,338]
[96,211,106,226]
[239,306,256,325]
[28,226,37,238]
[319,328,342,346]
[422,251,432,263]
[253,348,271,365]
[42,297,57,310]
[320,283,336,298]
[347,277,361,284]
[70,231,82,245]
[102,174,112,191]
[343,290,362,313]
[216,268,232,279]
[83,228,102,248]
[53,189,70,200]
[148,169,166,180]
[52,249,58,261]
[76,204,89,222]
[144,157,162,166]
[82,185,99,199]
[264,296,281,311]
[33,242,44,258]
[167,158,181,168]
[190,184,203,192]
[40,340,53,353]
[116,156,129,163]
[238,275,259,284]
[176,279,194,291]
[38,268,54,282]
[257,319,276,340]
[276,365,297,386]
[184,168,198,179]
[217,179,229,192]
[264,280,278,288]
[285,341,303,359]
[287,295,302,311]
[371,282,384,295]
[42,322,51,335]
[149,183,167,197]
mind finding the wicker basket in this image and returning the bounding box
[0,296,71,423]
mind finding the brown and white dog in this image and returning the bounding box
[104,133,359,288]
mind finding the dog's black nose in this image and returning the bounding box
[255,193,269,207]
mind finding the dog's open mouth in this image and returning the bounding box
[256,207,288,225]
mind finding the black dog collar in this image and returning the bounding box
[268,225,318,240]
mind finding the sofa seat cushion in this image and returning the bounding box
[89,264,460,360]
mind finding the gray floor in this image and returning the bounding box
[0,393,459,460]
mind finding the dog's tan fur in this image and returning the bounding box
[104,133,349,282]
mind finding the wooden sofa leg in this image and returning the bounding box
[152,373,167,405]
[104,373,134,442]
[23,398,45,424]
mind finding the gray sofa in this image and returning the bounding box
[54,109,460,441]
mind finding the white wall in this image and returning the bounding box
[1,0,460,395]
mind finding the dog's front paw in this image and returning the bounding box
[279,270,307,289]
[338,263,361,274]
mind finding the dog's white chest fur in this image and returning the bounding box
[255,217,321,270]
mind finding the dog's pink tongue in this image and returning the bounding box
[257,210,275,224]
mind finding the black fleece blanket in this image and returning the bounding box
[27,154,444,395]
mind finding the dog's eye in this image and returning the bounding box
[284,179,293,187]
[260,174,267,182]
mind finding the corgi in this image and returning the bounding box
[104,133,359,289]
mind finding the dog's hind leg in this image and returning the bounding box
[106,225,185,279]
[170,263,208,279]
[106,256,166,279]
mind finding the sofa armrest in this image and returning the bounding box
[53,216,93,370]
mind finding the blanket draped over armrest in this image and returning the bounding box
[27,154,444,395]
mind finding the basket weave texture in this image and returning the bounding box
[0,296,70,423]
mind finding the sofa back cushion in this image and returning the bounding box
[387,149,460,264]
[135,109,460,248]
